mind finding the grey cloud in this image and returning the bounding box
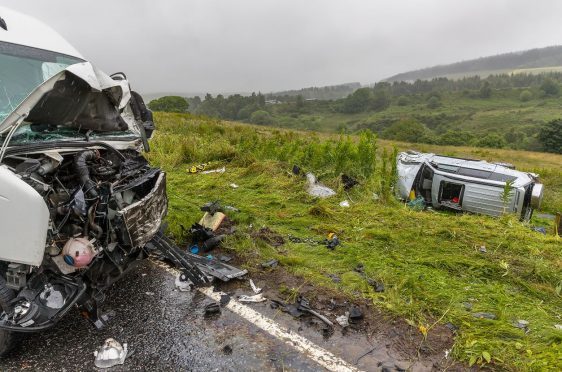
[3,0,562,94]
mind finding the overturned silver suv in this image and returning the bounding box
[0,7,208,355]
[397,151,544,221]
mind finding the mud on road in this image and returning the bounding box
[0,260,458,371]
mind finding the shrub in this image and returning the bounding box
[538,119,562,153]
[476,133,507,149]
[148,96,189,113]
[519,90,532,102]
[396,96,409,106]
[250,110,273,125]
[427,96,441,109]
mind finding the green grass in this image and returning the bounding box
[148,112,562,370]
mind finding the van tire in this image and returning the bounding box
[0,276,18,357]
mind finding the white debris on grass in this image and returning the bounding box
[306,173,336,198]
[201,166,226,174]
[175,274,192,292]
[94,338,128,369]
[335,312,350,328]
[249,279,262,294]
[339,200,350,208]
[230,183,239,189]
[238,294,267,303]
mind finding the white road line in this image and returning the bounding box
[154,262,360,372]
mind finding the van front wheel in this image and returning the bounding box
[0,276,18,357]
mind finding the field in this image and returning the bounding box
[148,112,562,370]
[268,89,562,143]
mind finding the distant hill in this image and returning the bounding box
[385,45,562,82]
[267,82,361,100]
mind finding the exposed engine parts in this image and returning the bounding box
[0,148,176,330]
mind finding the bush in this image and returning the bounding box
[396,96,409,106]
[519,90,532,102]
[382,119,429,143]
[427,96,441,109]
[148,96,189,113]
[476,133,507,149]
[479,82,492,98]
[250,110,273,125]
[538,119,562,153]
[540,78,560,96]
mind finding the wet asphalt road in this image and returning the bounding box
[0,260,335,371]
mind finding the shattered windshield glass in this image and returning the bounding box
[0,41,83,124]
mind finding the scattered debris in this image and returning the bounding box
[339,200,350,208]
[219,294,231,307]
[292,165,301,175]
[273,296,334,327]
[222,345,233,355]
[444,323,458,333]
[188,163,209,173]
[238,294,267,303]
[341,174,359,191]
[306,173,336,198]
[368,278,385,292]
[229,183,239,189]
[324,233,340,250]
[372,192,380,201]
[175,273,192,292]
[204,302,221,316]
[190,245,200,254]
[354,263,365,274]
[201,235,225,253]
[554,324,562,330]
[145,291,155,296]
[336,312,350,328]
[199,212,226,232]
[287,234,318,244]
[200,201,224,215]
[532,226,547,235]
[462,302,473,311]
[513,320,529,330]
[479,245,487,254]
[94,338,128,369]
[407,196,426,211]
[326,273,341,283]
[252,227,285,247]
[261,259,279,269]
[349,306,364,323]
[200,166,226,174]
[219,255,232,263]
[472,312,497,320]
[249,279,262,294]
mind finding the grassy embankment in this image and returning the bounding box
[147,112,562,370]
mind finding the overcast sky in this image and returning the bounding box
[3,0,562,95]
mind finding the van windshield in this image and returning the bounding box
[0,41,83,124]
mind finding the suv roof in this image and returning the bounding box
[0,6,83,59]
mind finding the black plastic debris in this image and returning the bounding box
[323,234,340,250]
[367,278,385,292]
[354,263,365,274]
[201,234,225,253]
[220,294,231,307]
[204,302,221,316]
[349,305,364,323]
[261,259,279,269]
[200,200,223,216]
[222,345,233,355]
[341,174,359,191]
[272,296,333,327]
[292,165,301,175]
